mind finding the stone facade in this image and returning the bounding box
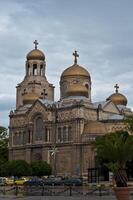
[9,42,133,178]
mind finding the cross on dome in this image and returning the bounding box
[114,84,119,93]
[73,50,79,64]
[41,89,47,99]
[33,40,39,49]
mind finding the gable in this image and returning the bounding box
[26,100,52,122]
[102,101,120,114]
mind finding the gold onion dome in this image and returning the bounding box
[27,49,45,61]
[26,40,45,61]
[61,64,90,78]
[23,93,39,104]
[106,84,127,106]
[83,121,106,135]
[66,84,88,97]
[61,51,90,79]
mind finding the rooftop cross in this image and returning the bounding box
[41,89,47,99]
[33,40,39,49]
[114,84,119,93]
[72,50,79,64]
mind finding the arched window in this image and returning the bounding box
[35,117,44,140]
[28,129,30,143]
[23,132,26,144]
[45,128,50,142]
[63,126,68,142]
[19,132,23,145]
[33,64,37,75]
[27,64,30,76]
[85,83,89,89]
[16,132,20,145]
[40,64,43,76]
[13,133,17,145]
[68,127,72,141]
[58,127,62,142]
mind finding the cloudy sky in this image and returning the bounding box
[1,0,133,128]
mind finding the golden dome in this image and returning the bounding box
[83,121,106,135]
[27,49,45,61]
[23,93,39,104]
[61,64,90,79]
[106,93,127,106]
[66,84,88,97]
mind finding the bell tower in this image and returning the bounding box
[25,40,46,77]
[16,41,54,109]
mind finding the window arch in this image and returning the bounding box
[27,64,30,76]
[45,128,50,142]
[58,127,62,142]
[33,64,37,75]
[35,117,44,140]
[68,126,72,141]
[85,83,89,89]
[13,132,17,145]
[63,126,69,142]
[40,64,43,76]
[28,129,31,143]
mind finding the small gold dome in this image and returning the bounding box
[23,93,39,104]
[66,84,88,97]
[83,121,106,135]
[61,64,90,79]
[106,93,127,106]
[27,49,45,61]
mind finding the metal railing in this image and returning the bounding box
[0,184,114,197]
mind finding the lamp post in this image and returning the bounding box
[49,146,59,176]
[50,103,59,176]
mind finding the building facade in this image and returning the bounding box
[9,41,133,177]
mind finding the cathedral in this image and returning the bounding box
[9,41,133,178]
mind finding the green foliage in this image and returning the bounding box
[2,160,32,177]
[0,126,8,139]
[0,126,8,162]
[31,161,52,176]
[124,116,133,133]
[94,131,133,187]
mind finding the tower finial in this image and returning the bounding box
[33,40,39,49]
[114,84,119,93]
[72,50,79,64]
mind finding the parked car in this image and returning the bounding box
[15,177,28,185]
[62,178,82,186]
[0,177,6,186]
[6,177,14,185]
[24,177,43,186]
[43,177,62,185]
[43,177,82,186]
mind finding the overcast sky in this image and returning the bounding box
[1,0,133,128]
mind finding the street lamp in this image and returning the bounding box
[49,146,59,176]
[50,103,59,176]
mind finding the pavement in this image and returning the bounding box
[0,195,118,200]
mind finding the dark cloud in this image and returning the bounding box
[0,0,133,127]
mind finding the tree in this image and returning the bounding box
[0,126,8,162]
[124,116,133,133]
[31,161,52,177]
[3,160,32,177]
[94,131,133,187]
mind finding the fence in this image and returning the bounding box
[0,184,114,197]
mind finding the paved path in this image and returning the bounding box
[0,195,118,200]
